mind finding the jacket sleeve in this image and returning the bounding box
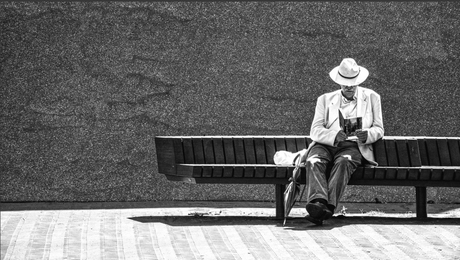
[310,94,339,146]
[364,91,384,144]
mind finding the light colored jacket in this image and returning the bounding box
[309,86,384,165]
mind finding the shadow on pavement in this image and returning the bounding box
[128,215,460,228]
[284,215,460,230]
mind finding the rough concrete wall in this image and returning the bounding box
[1,2,459,203]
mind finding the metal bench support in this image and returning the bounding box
[416,186,427,218]
[275,184,285,220]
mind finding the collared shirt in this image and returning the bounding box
[340,93,357,119]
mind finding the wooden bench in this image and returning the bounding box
[155,136,460,219]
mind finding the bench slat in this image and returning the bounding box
[255,167,265,178]
[202,165,212,177]
[296,137,308,150]
[204,138,215,164]
[408,139,422,167]
[396,139,411,167]
[234,166,244,177]
[448,139,460,166]
[455,170,460,181]
[223,167,233,178]
[385,140,399,166]
[442,168,455,181]
[285,137,297,152]
[276,167,288,178]
[213,166,223,177]
[192,165,202,178]
[173,138,184,164]
[437,138,452,166]
[214,138,226,164]
[254,138,267,164]
[223,139,236,164]
[408,168,419,180]
[193,138,205,164]
[385,167,397,179]
[244,166,255,178]
[363,167,374,179]
[183,138,195,164]
[431,168,443,180]
[396,168,408,180]
[234,138,246,164]
[244,138,257,164]
[266,167,276,178]
[420,168,432,181]
[373,139,388,166]
[374,167,385,179]
[425,138,441,166]
[418,139,429,165]
[275,138,286,151]
[265,139,277,164]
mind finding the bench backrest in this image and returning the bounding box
[155,136,432,176]
[417,137,460,166]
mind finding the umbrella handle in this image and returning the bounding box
[293,148,310,167]
[292,153,301,166]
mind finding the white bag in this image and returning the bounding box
[273,149,308,165]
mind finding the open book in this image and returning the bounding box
[339,110,362,140]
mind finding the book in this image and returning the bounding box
[339,110,362,138]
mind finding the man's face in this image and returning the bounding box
[340,85,357,100]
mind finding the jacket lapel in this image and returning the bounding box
[326,90,341,129]
[356,87,368,118]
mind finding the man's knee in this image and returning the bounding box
[335,155,353,166]
[306,154,328,171]
[306,154,321,165]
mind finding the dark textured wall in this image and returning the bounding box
[1,2,459,203]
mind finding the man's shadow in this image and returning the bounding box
[283,215,460,231]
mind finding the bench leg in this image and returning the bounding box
[275,184,286,220]
[415,187,427,219]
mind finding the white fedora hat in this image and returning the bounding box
[329,58,369,86]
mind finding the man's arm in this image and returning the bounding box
[310,95,340,146]
[363,92,384,144]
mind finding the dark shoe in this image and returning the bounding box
[306,202,332,220]
[323,209,333,220]
[324,204,335,220]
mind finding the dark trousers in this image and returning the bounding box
[305,141,363,210]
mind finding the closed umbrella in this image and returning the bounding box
[283,153,307,226]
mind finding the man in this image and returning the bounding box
[300,58,384,225]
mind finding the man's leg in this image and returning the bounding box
[304,144,332,203]
[304,144,333,223]
[327,142,363,211]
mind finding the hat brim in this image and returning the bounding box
[329,66,369,86]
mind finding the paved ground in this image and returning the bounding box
[1,201,459,260]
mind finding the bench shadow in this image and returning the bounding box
[129,215,279,226]
[129,215,460,228]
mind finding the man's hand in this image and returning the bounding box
[335,130,347,144]
[295,149,309,167]
[356,130,368,143]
